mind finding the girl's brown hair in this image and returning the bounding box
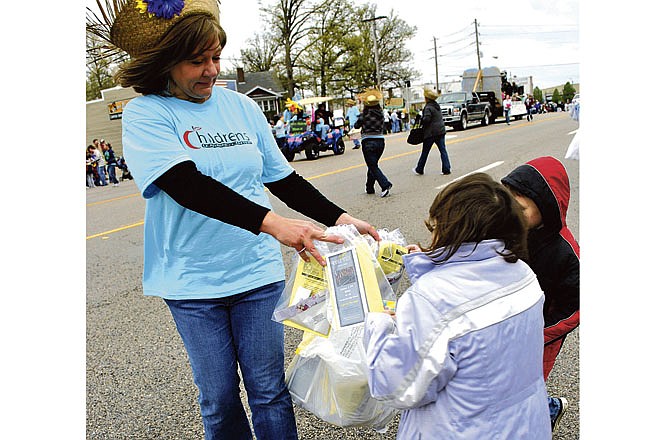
[115,14,226,96]
[421,172,528,263]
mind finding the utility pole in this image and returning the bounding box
[362,14,387,95]
[474,18,482,92]
[433,36,439,91]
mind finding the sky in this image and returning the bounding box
[218,0,580,91]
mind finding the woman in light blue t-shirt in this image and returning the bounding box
[93,1,379,439]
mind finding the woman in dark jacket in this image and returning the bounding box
[413,88,452,175]
[354,88,393,197]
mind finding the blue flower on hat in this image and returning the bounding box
[143,0,185,19]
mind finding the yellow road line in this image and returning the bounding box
[87,220,145,240]
[87,192,140,207]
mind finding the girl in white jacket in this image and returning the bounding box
[363,173,551,439]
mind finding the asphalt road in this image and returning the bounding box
[86,111,580,439]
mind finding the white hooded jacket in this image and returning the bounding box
[363,239,551,439]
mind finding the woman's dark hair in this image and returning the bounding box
[421,172,528,263]
[115,14,226,96]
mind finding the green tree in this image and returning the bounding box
[533,86,544,103]
[562,81,576,103]
[552,88,561,104]
[297,0,355,97]
[338,4,418,95]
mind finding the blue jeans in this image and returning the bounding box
[97,165,108,185]
[415,134,451,174]
[165,281,297,440]
[548,396,561,421]
[362,138,391,192]
[107,164,119,184]
[505,109,511,124]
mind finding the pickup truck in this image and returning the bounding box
[437,91,493,130]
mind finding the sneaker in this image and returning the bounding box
[412,168,423,175]
[366,188,375,194]
[550,397,567,432]
[380,184,392,198]
[441,170,451,175]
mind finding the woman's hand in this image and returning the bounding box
[260,211,344,266]
[335,213,380,241]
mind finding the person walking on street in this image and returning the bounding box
[413,87,451,176]
[88,1,380,439]
[354,88,393,197]
[345,98,361,149]
[102,140,120,186]
[502,156,580,434]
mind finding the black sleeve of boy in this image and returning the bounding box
[265,171,346,226]
[153,161,270,235]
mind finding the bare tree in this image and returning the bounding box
[261,0,318,98]
[241,32,280,72]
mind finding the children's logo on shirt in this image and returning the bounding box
[183,126,252,149]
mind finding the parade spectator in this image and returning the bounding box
[354,88,392,197]
[383,108,391,134]
[86,146,97,188]
[413,87,451,176]
[89,144,107,186]
[102,140,120,186]
[503,94,512,125]
[345,98,361,149]
[390,109,399,133]
[525,96,534,121]
[100,1,380,438]
[502,156,580,433]
[363,172,551,439]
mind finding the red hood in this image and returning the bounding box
[502,156,579,257]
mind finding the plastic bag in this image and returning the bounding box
[273,224,397,335]
[365,228,408,295]
[285,327,398,430]
[275,224,402,429]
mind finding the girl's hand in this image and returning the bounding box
[406,244,421,254]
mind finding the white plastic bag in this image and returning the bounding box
[285,327,398,430]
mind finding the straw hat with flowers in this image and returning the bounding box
[87,0,221,60]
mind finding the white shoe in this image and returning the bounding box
[380,184,392,198]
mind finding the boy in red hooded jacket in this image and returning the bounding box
[502,156,580,433]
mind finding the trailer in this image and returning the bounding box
[462,67,527,123]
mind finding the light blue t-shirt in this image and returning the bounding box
[122,87,294,300]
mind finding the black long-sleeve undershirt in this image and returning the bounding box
[153,161,345,235]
